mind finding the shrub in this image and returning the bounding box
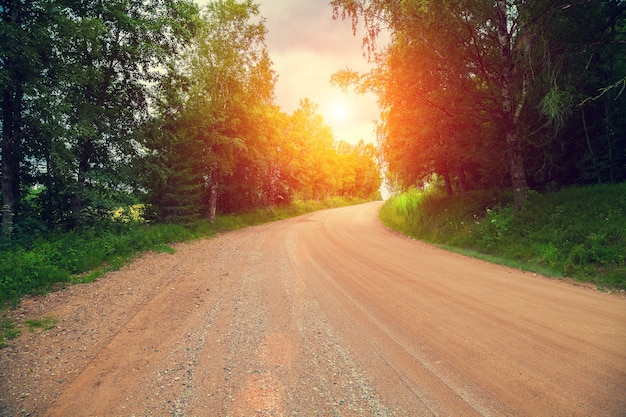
[0,197,367,310]
[381,183,626,290]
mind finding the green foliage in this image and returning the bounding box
[145,0,275,221]
[380,187,509,241]
[24,316,57,332]
[1,0,201,237]
[0,316,20,349]
[381,183,626,290]
[331,0,626,204]
[2,0,381,237]
[539,84,574,130]
[0,197,365,310]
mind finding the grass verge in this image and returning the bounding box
[0,197,368,347]
[379,183,626,291]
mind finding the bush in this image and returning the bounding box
[0,196,367,309]
[381,183,626,290]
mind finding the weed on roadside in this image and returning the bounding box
[0,197,369,327]
[24,316,58,332]
[0,315,21,349]
[381,183,626,290]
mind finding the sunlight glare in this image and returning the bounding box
[332,103,349,121]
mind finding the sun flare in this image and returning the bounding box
[331,103,349,121]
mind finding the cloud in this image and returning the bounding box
[258,1,379,144]
[261,0,359,56]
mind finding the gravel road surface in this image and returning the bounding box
[1,202,625,416]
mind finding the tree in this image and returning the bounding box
[1,0,199,235]
[285,99,336,200]
[147,0,275,222]
[364,34,503,195]
[146,1,381,222]
[335,140,381,199]
[526,1,626,186]
[1,0,57,238]
[58,0,199,226]
[330,0,623,210]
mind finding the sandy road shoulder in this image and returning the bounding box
[1,220,402,416]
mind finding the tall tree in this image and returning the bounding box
[1,0,56,237]
[147,0,275,222]
[526,1,626,186]
[330,0,621,209]
[1,0,199,234]
[58,0,199,226]
[362,31,503,194]
[335,139,381,199]
[286,99,336,200]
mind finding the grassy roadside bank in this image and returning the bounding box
[0,197,368,347]
[379,183,626,292]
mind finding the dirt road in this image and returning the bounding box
[1,202,625,416]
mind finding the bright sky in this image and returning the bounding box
[258,1,380,145]
[197,0,381,145]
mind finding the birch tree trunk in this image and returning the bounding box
[209,163,218,223]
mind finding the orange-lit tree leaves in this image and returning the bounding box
[146,1,381,222]
[331,0,625,208]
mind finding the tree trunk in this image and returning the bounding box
[72,138,92,226]
[1,131,15,240]
[457,164,468,196]
[1,143,17,239]
[581,107,601,183]
[209,163,218,223]
[43,151,55,229]
[506,131,529,211]
[442,163,453,196]
[604,97,614,183]
[1,86,22,239]
[268,160,278,208]
[495,0,529,211]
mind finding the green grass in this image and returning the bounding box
[0,314,20,349]
[24,316,57,332]
[0,197,367,347]
[380,183,626,291]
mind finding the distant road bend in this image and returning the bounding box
[2,202,625,416]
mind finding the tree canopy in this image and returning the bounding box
[331,0,626,209]
[1,0,382,239]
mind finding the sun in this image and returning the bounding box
[322,94,353,131]
[331,103,349,121]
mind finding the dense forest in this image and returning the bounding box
[0,0,381,241]
[331,0,625,210]
[2,0,625,245]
